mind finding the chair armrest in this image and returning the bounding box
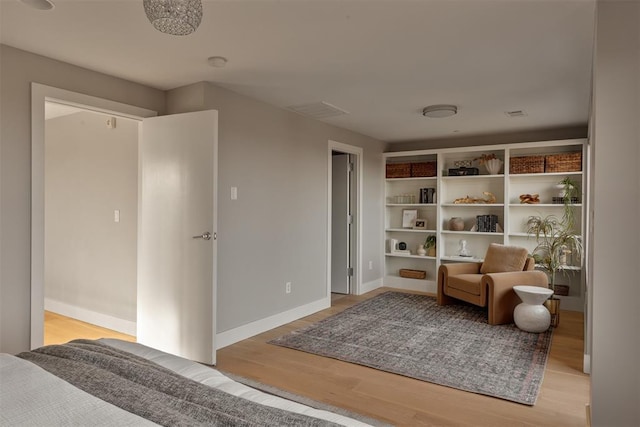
[483,270,549,325]
[439,262,483,276]
[437,262,482,305]
[484,270,549,289]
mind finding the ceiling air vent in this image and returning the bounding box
[287,101,349,119]
[505,110,528,118]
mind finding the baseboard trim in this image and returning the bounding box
[45,298,136,336]
[384,276,437,294]
[583,353,591,374]
[359,278,383,295]
[216,297,330,350]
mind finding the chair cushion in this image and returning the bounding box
[480,243,529,274]
[447,274,483,296]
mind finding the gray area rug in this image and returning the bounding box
[269,291,553,405]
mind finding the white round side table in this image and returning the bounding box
[513,285,554,333]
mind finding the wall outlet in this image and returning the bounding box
[285,282,291,294]
[369,260,373,270]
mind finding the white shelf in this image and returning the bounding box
[508,203,583,207]
[386,228,436,233]
[383,139,586,312]
[385,252,436,260]
[441,203,504,207]
[442,230,504,236]
[441,256,484,263]
[509,171,582,178]
[510,232,583,238]
[442,174,503,180]
[386,203,437,207]
[386,177,437,182]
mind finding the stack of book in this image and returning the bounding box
[419,188,436,204]
[476,215,499,232]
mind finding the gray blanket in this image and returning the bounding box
[17,340,339,427]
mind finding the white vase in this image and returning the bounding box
[417,245,427,256]
[484,158,503,175]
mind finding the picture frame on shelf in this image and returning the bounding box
[402,209,418,228]
[413,219,427,230]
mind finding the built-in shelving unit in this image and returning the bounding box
[383,139,587,311]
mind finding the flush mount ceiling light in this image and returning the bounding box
[422,104,458,118]
[19,0,55,10]
[207,56,228,68]
[143,0,203,36]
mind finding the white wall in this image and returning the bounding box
[45,111,138,324]
[590,1,640,426]
[0,45,165,354]
[167,82,386,334]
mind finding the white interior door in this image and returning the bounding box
[331,153,351,294]
[137,110,217,364]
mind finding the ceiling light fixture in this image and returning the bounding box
[422,104,458,118]
[19,0,55,10]
[143,0,203,36]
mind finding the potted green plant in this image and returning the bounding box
[526,211,582,326]
[556,176,580,229]
[424,235,436,257]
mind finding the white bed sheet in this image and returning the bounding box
[0,353,157,426]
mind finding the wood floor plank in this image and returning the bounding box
[216,288,590,427]
[44,311,135,345]
[44,288,590,426]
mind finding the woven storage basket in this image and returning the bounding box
[509,155,545,174]
[386,163,411,178]
[545,152,582,173]
[411,161,437,177]
[553,284,570,296]
[399,269,427,279]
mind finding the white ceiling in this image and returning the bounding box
[0,0,596,143]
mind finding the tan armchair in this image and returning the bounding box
[437,243,549,325]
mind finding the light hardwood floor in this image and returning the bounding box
[44,311,135,345]
[216,288,590,427]
[45,288,590,426]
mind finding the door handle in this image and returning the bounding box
[192,232,212,241]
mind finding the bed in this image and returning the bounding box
[0,339,379,426]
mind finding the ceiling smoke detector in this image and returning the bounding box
[422,105,457,118]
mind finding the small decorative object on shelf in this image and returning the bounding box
[419,188,436,204]
[519,193,540,204]
[484,158,503,175]
[448,167,479,176]
[410,161,437,177]
[473,153,502,174]
[402,209,418,228]
[417,245,427,256]
[413,219,427,230]
[545,152,582,173]
[449,217,465,231]
[458,239,471,257]
[509,155,545,174]
[399,268,427,279]
[476,215,499,232]
[453,160,473,167]
[386,163,411,178]
[453,191,497,204]
[424,235,436,257]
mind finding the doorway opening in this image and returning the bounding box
[30,83,156,349]
[327,140,362,303]
[42,102,140,345]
